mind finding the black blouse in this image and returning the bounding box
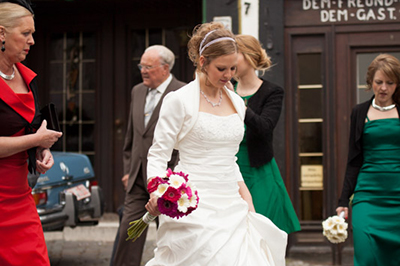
[244,79,284,168]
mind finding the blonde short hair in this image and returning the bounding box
[366,54,400,104]
[0,2,33,30]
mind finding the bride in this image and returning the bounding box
[145,22,287,266]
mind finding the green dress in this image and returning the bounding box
[236,93,301,234]
[352,118,400,266]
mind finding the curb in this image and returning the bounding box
[44,213,157,242]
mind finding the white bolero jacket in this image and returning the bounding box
[147,74,246,180]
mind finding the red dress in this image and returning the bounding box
[0,63,50,265]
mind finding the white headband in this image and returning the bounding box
[199,30,235,56]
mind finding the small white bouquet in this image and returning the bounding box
[322,211,348,244]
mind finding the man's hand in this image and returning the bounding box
[121,174,129,191]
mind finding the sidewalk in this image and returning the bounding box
[45,212,354,266]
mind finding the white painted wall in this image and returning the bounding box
[240,0,259,39]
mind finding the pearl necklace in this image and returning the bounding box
[0,66,15,80]
[200,89,222,107]
[372,98,396,112]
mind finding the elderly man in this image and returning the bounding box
[112,45,185,266]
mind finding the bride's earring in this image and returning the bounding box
[1,41,5,52]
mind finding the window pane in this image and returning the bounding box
[67,62,79,93]
[301,191,323,220]
[149,29,162,46]
[165,29,180,55]
[300,157,323,165]
[131,30,146,89]
[82,124,94,152]
[131,59,142,89]
[131,30,146,59]
[298,54,321,85]
[299,88,322,119]
[82,62,96,91]
[49,63,63,94]
[299,122,322,153]
[82,93,95,121]
[82,32,96,60]
[65,125,79,152]
[49,33,64,61]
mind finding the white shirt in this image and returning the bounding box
[145,74,173,107]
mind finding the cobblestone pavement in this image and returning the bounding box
[46,239,156,266]
[45,213,354,266]
[46,239,353,266]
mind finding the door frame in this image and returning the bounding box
[285,26,336,245]
[284,23,400,246]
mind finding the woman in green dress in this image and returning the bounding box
[337,54,400,266]
[233,35,300,234]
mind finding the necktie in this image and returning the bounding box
[144,89,158,127]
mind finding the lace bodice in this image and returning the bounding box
[175,112,244,178]
[190,112,243,142]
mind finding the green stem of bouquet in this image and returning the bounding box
[126,220,148,242]
[126,212,157,242]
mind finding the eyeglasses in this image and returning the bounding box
[137,64,164,71]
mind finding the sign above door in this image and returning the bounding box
[285,0,400,26]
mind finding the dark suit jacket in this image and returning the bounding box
[123,76,185,193]
[338,96,400,207]
[244,79,284,168]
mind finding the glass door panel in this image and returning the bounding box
[297,53,323,221]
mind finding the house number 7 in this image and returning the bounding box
[244,2,251,15]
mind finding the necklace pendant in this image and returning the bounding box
[200,89,223,107]
[0,66,15,80]
[372,98,396,112]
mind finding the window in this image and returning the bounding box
[130,28,185,89]
[48,32,96,164]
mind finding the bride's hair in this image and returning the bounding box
[187,22,237,73]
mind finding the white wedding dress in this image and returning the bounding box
[146,112,287,266]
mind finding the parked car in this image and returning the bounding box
[30,152,104,232]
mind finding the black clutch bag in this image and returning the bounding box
[40,103,61,132]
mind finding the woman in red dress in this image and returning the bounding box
[0,1,63,265]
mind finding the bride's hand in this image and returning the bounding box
[146,193,161,216]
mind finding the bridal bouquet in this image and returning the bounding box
[322,211,348,244]
[126,168,199,242]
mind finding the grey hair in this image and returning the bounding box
[145,45,175,71]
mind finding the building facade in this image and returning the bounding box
[28,0,400,256]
